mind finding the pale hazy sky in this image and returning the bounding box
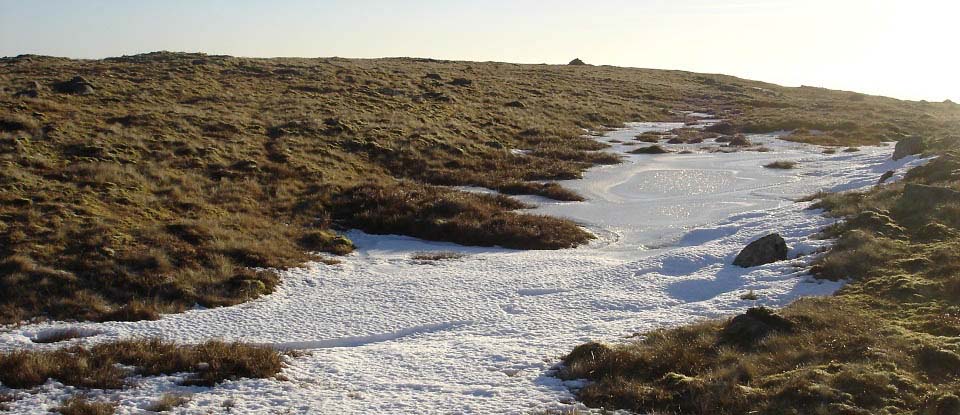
[1,0,957,102]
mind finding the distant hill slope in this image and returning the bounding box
[1,51,958,324]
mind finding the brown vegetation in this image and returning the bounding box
[411,251,467,262]
[145,394,191,412]
[763,160,798,169]
[561,153,960,414]
[56,396,116,415]
[0,339,283,389]
[2,52,959,325]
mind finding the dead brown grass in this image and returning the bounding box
[145,393,190,412]
[561,150,960,414]
[763,160,798,169]
[411,251,467,261]
[327,182,593,249]
[55,396,116,415]
[0,338,283,389]
[2,52,958,324]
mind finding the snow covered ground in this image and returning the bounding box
[0,122,928,414]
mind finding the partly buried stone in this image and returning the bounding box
[728,134,753,147]
[53,76,95,95]
[893,136,924,160]
[705,121,737,135]
[878,170,895,184]
[733,233,788,267]
[629,145,671,154]
[719,307,795,347]
[484,140,505,149]
[14,81,41,98]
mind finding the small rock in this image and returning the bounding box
[666,137,685,144]
[893,136,924,160]
[504,101,525,108]
[728,135,753,147]
[14,89,39,98]
[568,58,587,66]
[878,170,895,184]
[421,92,452,102]
[377,87,403,96]
[52,76,95,95]
[733,233,788,267]
[449,78,472,87]
[629,145,671,154]
[424,73,442,80]
[230,160,259,172]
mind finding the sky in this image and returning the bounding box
[1,0,957,102]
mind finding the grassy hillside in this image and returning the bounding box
[560,160,960,411]
[1,51,958,325]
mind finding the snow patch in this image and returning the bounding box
[1,120,917,414]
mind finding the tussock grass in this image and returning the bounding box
[2,52,958,324]
[411,252,467,261]
[0,339,283,389]
[562,147,960,414]
[329,183,593,249]
[146,394,190,413]
[763,160,798,169]
[629,145,671,154]
[56,396,115,415]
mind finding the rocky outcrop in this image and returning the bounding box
[52,76,95,95]
[568,58,586,66]
[893,136,924,160]
[733,234,788,267]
